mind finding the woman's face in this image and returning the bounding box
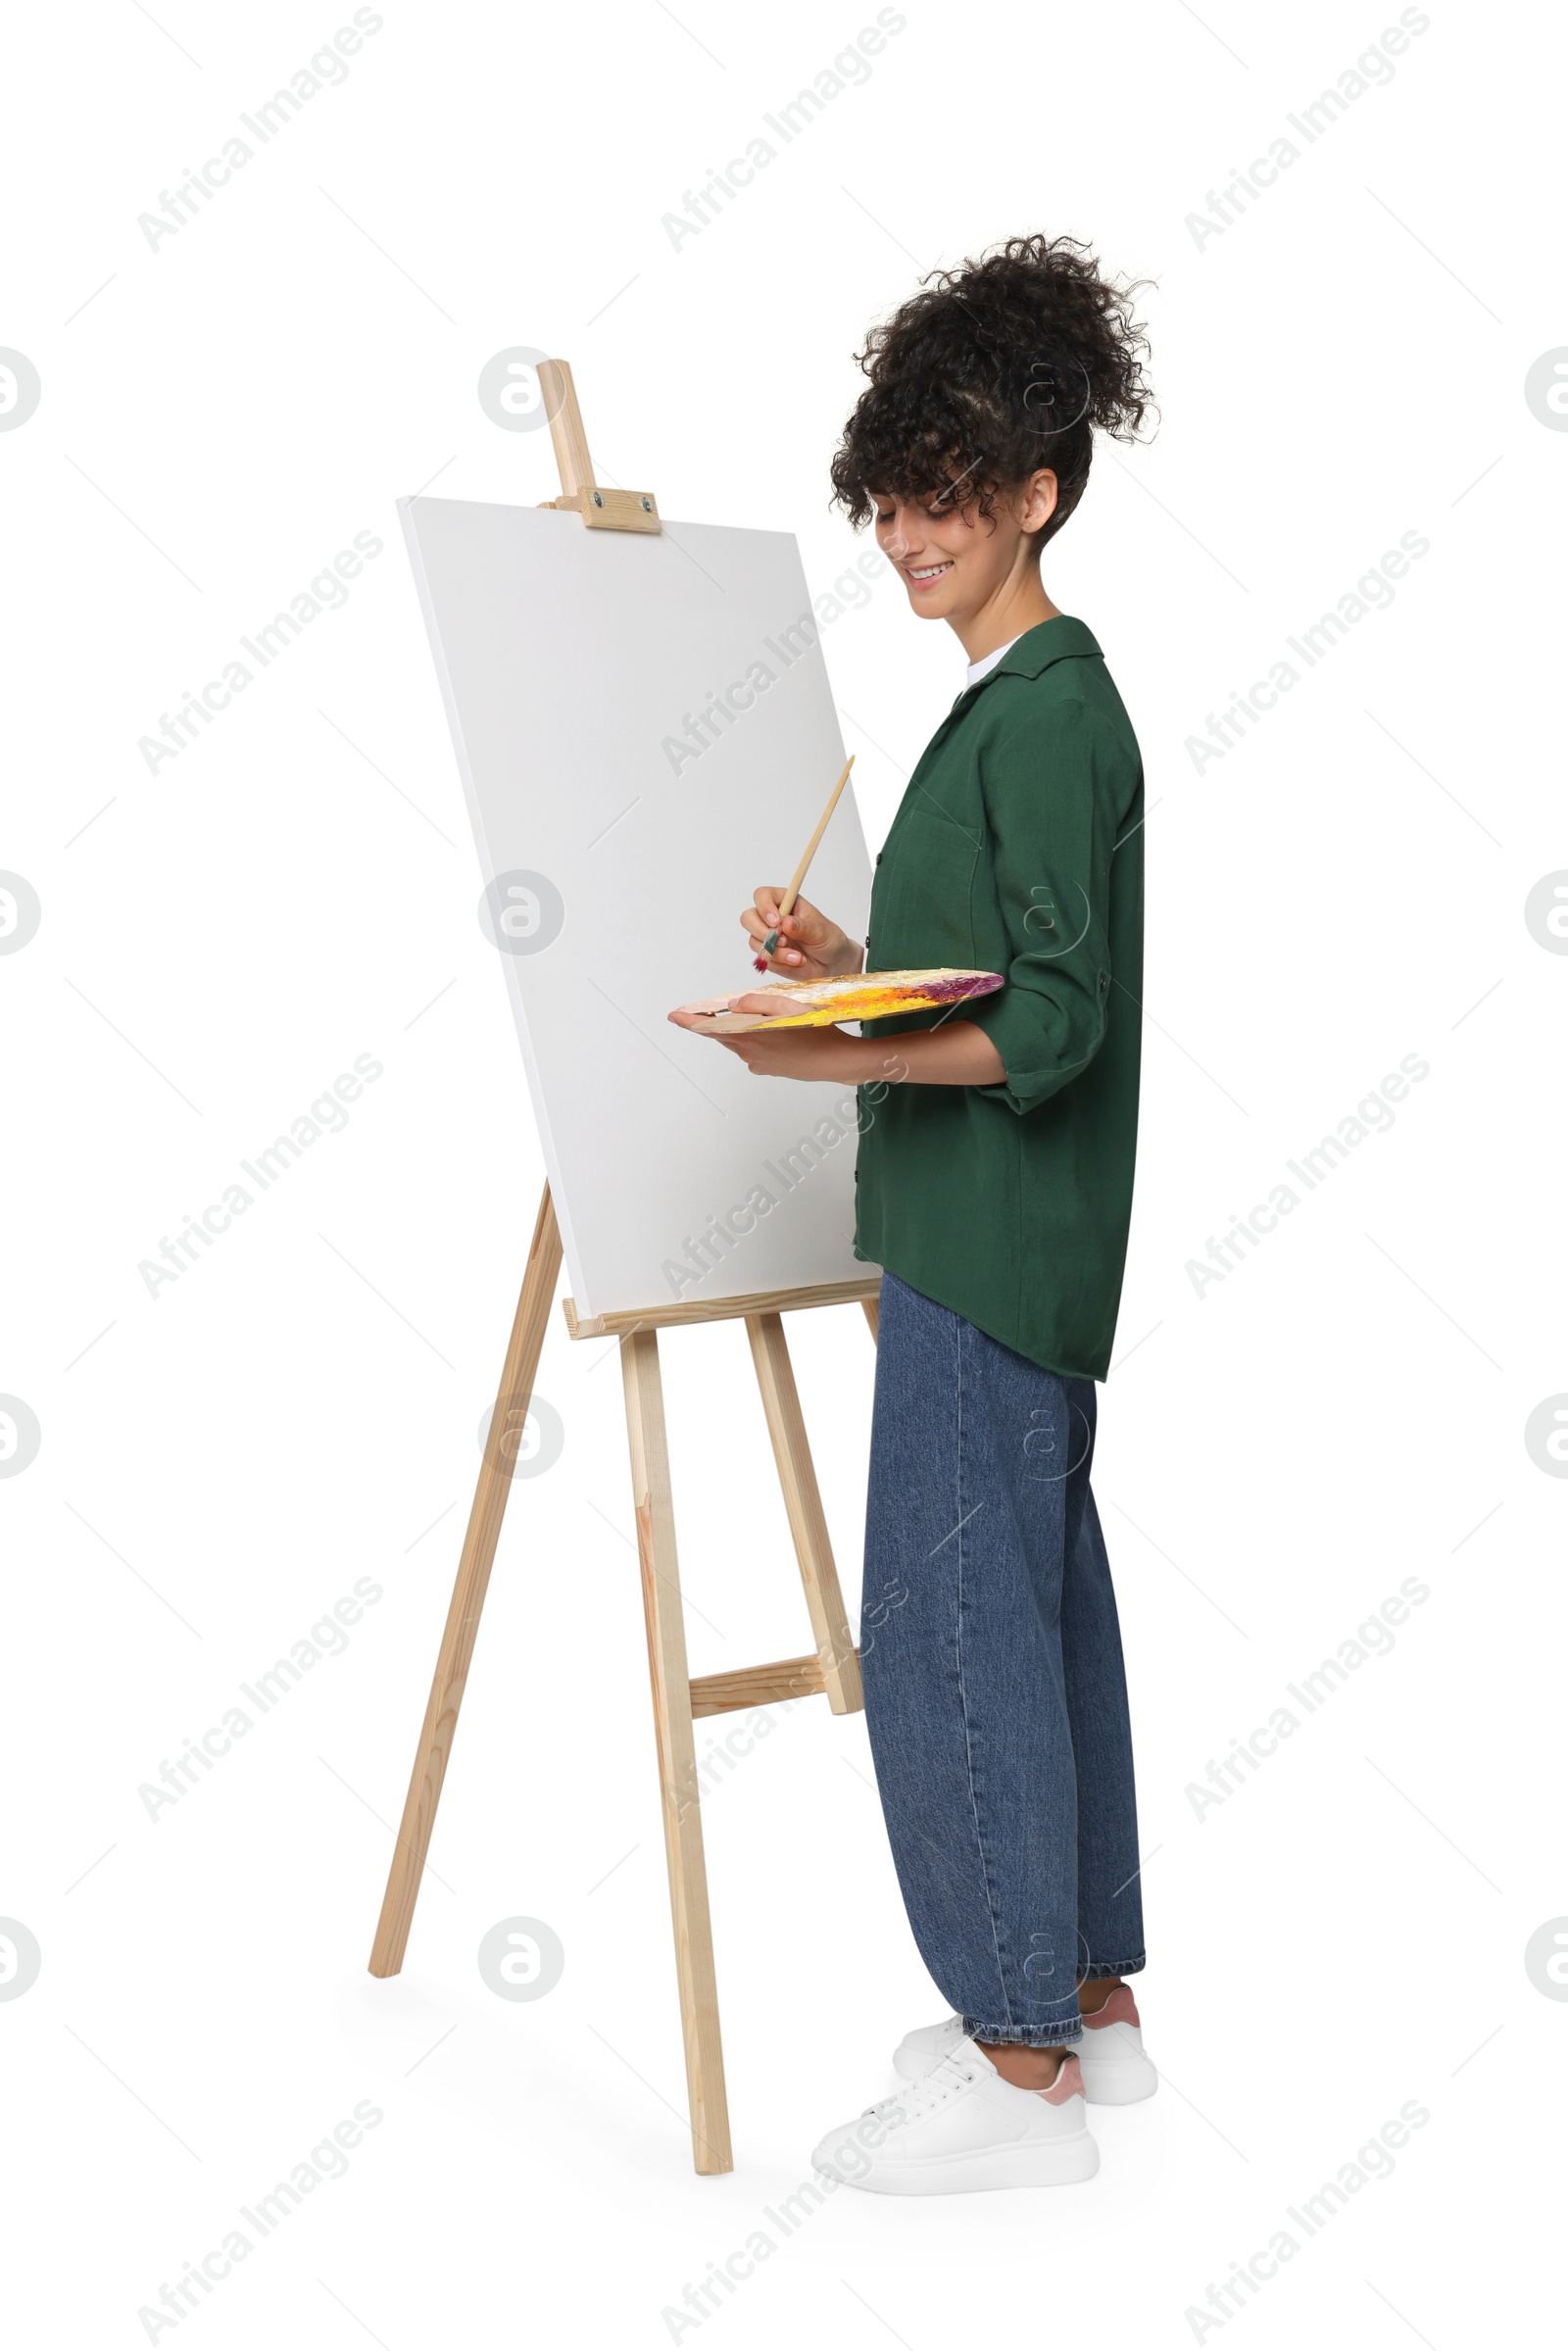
[872,470,1057,623]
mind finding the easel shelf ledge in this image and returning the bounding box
[564,1273,881,1340]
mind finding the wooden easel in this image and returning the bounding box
[368,361,880,2175]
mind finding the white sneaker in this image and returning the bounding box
[893,1985,1157,2107]
[811,2039,1099,2195]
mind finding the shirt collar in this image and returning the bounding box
[954,615,1103,706]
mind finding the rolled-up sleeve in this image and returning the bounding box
[965,695,1122,1116]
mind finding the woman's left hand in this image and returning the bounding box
[669,993,870,1081]
[670,997,999,1086]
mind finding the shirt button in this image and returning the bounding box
[875,852,883,865]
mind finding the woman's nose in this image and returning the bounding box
[884,503,918,561]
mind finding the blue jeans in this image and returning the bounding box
[861,1272,1145,2047]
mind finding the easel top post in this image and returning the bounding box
[536,356,661,534]
[537,358,595,500]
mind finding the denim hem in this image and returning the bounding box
[963,2016,1084,2049]
[1080,1955,1147,1980]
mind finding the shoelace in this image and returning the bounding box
[867,2057,980,2131]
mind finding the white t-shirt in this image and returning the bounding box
[965,633,1022,688]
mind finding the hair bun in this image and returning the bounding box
[830,232,1154,540]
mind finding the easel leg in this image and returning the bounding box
[861,1295,879,1343]
[745,1312,863,1715]
[620,1328,733,2176]
[368,1185,563,1978]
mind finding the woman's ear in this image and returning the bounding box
[1019,469,1059,538]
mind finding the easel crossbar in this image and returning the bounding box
[690,1649,861,1718]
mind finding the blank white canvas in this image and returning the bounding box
[399,495,875,1319]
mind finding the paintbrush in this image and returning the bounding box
[754,755,856,971]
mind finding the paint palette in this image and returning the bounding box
[672,967,1004,1034]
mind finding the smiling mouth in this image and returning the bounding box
[906,561,954,585]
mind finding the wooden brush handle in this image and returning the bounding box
[777,756,855,922]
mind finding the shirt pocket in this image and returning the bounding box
[867,804,982,971]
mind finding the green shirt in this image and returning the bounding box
[854,615,1144,1382]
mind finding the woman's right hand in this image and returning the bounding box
[743,888,864,982]
[741,889,863,979]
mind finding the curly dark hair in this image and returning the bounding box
[829,232,1154,544]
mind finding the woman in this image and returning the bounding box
[677,233,1154,2193]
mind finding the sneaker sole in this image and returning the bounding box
[817,2130,1101,2195]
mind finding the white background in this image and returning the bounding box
[3,1,1563,2344]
